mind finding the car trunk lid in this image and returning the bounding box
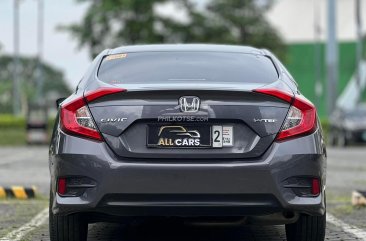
[87,87,291,159]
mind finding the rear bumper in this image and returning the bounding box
[74,193,283,217]
[50,129,326,218]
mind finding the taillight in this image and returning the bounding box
[60,87,125,141]
[277,95,317,141]
[60,97,102,141]
[85,87,126,102]
[252,88,294,103]
[254,88,317,141]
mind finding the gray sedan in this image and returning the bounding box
[49,44,327,241]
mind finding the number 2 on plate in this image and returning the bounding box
[212,126,223,147]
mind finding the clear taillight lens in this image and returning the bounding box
[76,106,97,130]
[281,106,302,130]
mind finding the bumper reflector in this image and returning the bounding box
[312,178,320,196]
[57,178,67,195]
[57,176,96,197]
[283,176,321,197]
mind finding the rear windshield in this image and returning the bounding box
[97,52,278,85]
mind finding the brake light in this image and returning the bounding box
[85,87,126,102]
[61,97,102,141]
[254,88,317,141]
[277,95,317,141]
[253,88,294,103]
[60,87,125,141]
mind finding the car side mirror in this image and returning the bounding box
[56,97,66,108]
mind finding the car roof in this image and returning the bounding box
[108,44,266,55]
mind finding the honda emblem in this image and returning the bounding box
[179,96,200,112]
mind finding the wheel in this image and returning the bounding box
[285,213,326,241]
[49,191,88,241]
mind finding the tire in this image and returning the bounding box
[49,191,88,241]
[285,213,326,241]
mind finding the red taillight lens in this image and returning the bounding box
[254,88,317,141]
[61,97,102,141]
[57,178,66,195]
[253,88,294,103]
[311,178,321,196]
[85,87,126,102]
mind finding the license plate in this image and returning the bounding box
[147,125,233,148]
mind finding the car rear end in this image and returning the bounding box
[49,45,326,241]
